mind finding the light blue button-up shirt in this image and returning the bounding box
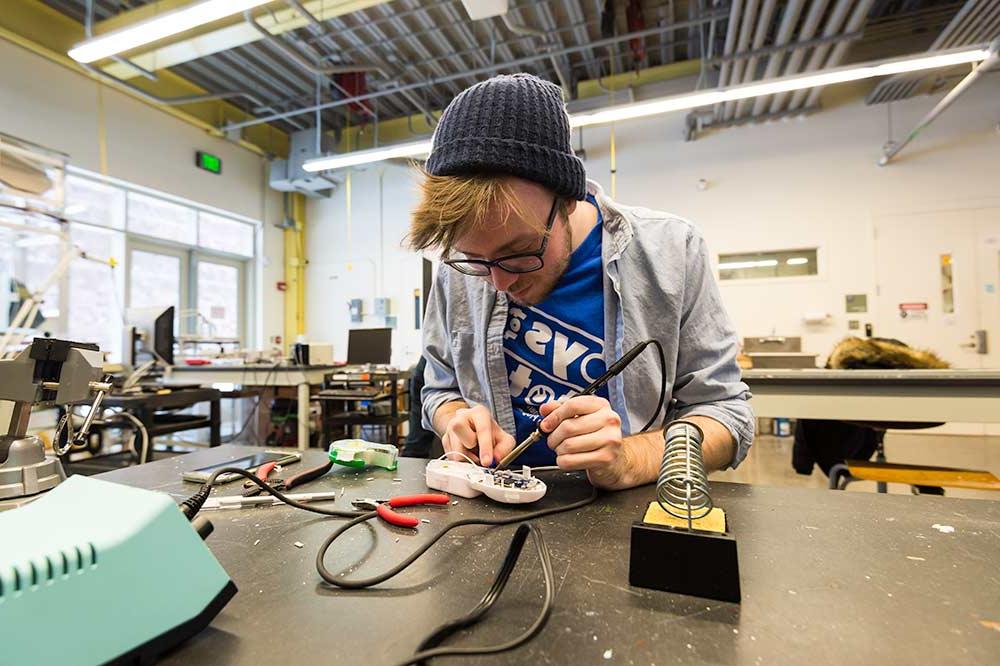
[421,180,755,468]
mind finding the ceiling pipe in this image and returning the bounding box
[500,13,572,96]
[803,0,876,109]
[720,0,760,121]
[746,1,819,117]
[767,0,831,114]
[80,0,273,113]
[320,9,442,126]
[786,0,855,111]
[221,8,730,132]
[711,0,744,121]
[879,38,999,166]
[244,10,381,75]
[729,0,778,119]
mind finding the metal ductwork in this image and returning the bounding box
[269,129,343,198]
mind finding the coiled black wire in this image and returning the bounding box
[392,524,554,666]
[177,336,666,663]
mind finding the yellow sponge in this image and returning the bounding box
[642,501,727,534]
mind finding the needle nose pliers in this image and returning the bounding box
[351,494,450,528]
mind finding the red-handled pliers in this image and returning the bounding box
[351,494,450,528]
[243,461,280,496]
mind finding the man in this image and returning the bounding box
[409,74,753,490]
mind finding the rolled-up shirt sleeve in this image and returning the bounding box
[420,270,465,432]
[667,229,755,468]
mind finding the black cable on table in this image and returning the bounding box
[180,466,364,519]
[176,336,666,663]
[314,474,597,589]
[392,524,554,666]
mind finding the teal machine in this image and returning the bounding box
[0,339,235,664]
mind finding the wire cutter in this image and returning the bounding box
[351,494,450,528]
[243,459,334,497]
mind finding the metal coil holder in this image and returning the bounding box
[656,420,713,529]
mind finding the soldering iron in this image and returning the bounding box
[496,339,666,470]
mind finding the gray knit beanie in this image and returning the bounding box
[426,74,587,201]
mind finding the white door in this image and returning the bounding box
[193,255,245,342]
[874,208,1000,370]
[127,242,189,332]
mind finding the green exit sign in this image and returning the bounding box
[195,151,222,174]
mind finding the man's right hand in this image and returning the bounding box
[437,403,515,467]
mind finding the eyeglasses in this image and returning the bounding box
[444,197,560,277]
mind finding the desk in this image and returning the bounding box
[165,365,340,451]
[318,369,410,446]
[744,369,1000,422]
[61,388,220,472]
[98,446,1000,665]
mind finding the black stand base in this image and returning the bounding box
[629,521,741,603]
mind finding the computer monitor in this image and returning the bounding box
[347,327,391,365]
[125,306,175,366]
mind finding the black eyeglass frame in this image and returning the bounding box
[443,197,560,276]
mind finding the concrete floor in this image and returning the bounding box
[712,432,1000,501]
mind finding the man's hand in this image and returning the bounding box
[437,403,515,467]
[539,396,628,488]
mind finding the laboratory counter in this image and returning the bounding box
[98,446,1000,665]
[743,368,1000,423]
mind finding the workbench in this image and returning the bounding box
[60,388,221,472]
[164,364,341,451]
[743,368,1000,422]
[318,369,410,446]
[97,445,1000,665]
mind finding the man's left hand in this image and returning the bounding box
[539,396,627,487]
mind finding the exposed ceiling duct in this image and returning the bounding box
[33,0,984,151]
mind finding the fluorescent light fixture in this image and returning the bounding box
[68,0,273,63]
[786,257,809,265]
[303,45,990,172]
[569,47,989,128]
[302,140,433,172]
[718,259,779,270]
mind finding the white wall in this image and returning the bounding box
[580,74,1000,365]
[303,72,1000,372]
[0,39,284,346]
[306,164,425,366]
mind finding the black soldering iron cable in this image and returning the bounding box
[639,339,667,433]
[392,523,555,666]
[314,474,597,589]
[180,466,365,519]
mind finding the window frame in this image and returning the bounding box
[58,167,262,360]
[715,247,824,284]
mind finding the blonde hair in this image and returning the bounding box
[407,167,555,252]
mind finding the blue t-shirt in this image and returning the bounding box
[502,195,607,466]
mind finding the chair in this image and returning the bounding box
[828,421,1000,495]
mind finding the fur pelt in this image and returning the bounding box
[826,337,950,370]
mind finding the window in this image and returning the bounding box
[17,169,263,361]
[129,248,183,312]
[718,248,819,281]
[66,176,125,229]
[199,212,255,257]
[68,223,125,358]
[197,261,241,338]
[0,217,64,322]
[127,191,197,244]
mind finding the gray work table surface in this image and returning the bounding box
[98,446,1000,665]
